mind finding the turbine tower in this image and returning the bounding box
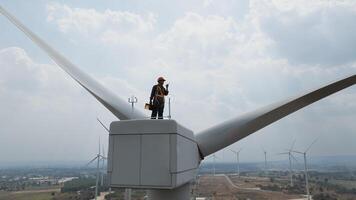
[97,118,108,188]
[212,154,219,176]
[292,139,318,200]
[230,148,242,176]
[101,145,106,187]
[86,138,106,200]
[262,147,268,176]
[1,5,355,200]
[279,140,298,186]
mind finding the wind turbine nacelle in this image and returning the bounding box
[107,119,200,189]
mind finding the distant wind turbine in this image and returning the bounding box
[279,140,298,186]
[261,147,268,176]
[86,138,106,200]
[292,138,318,200]
[230,148,242,176]
[101,145,106,187]
[97,118,108,188]
[212,154,219,176]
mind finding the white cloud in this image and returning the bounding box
[250,0,356,66]
[269,0,356,14]
[155,13,239,68]
[46,2,156,46]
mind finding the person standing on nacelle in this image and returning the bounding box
[150,77,169,119]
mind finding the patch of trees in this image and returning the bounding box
[259,184,282,191]
[285,184,305,194]
[313,193,337,200]
[61,178,95,193]
[328,184,356,195]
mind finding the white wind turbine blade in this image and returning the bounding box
[97,117,110,133]
[101,146,107,160]
[195,74,356,157]
[102,146,106,158]
[290,140,296,151]
[305,138,318,153]
[290,153,299,164]
[99,137,101,156]
[0,6,145,120]
[86,156,98,167]
[291,150,304,154]
[277,152,289,155]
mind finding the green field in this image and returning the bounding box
[0,189,66,200]
[0,191,52,200]
[331,180,356,190]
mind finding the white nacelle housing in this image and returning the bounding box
[108,119,200,189]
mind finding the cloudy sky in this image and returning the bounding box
[0,0,355,165]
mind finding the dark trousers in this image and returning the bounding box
[151,106,164,119]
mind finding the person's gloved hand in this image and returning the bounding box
[165,83,169,89]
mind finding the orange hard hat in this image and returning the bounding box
[157,76,166,82]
